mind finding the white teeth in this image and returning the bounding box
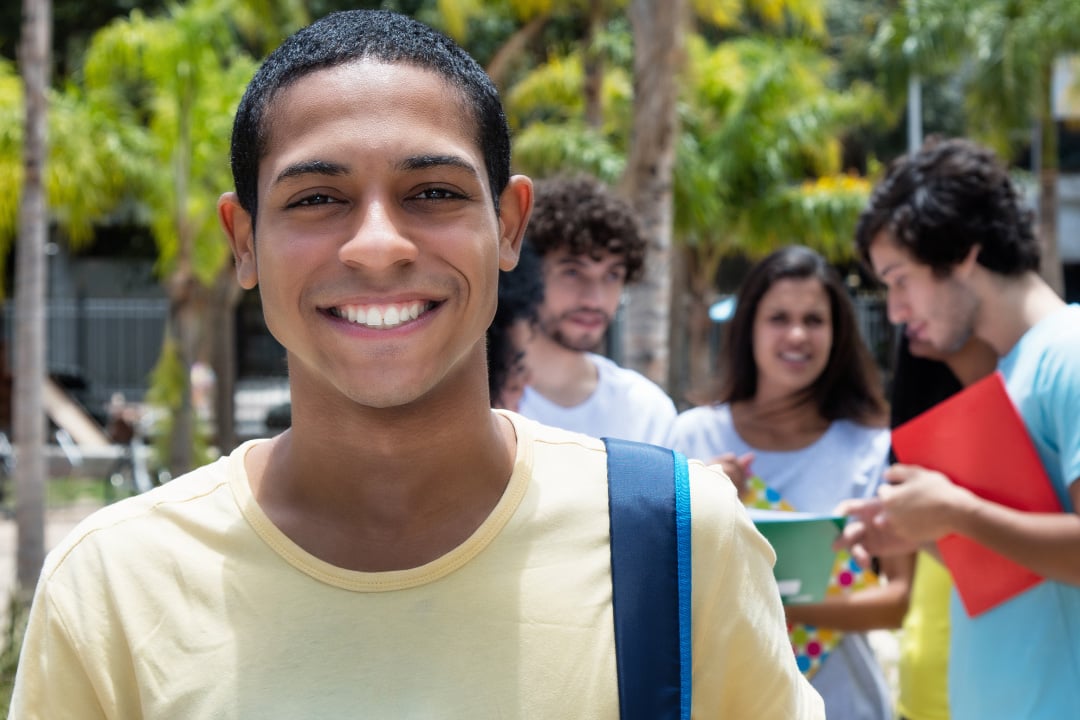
[333,301,428,329]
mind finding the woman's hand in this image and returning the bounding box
[712,452,755,499]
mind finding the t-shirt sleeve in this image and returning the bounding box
[686,461,825,718]
[1040,339,1080,491]
[10,575,109,719]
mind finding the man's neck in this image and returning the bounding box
[242,370,516,572]
[523,332,600,407]
[973,270,1066,356]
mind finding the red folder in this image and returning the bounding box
[891,371,1062,617]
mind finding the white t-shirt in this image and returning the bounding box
[518,353,676,444]
[667,403,893,720]
[667,403,888,511]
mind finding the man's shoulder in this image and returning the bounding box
[39,454,237,583]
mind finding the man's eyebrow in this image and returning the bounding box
[273,159,349,186]
[877,261,902,280]
[398,154,480,176]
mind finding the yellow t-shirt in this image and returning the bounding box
[896,551,952,720]
[12,412,822,719]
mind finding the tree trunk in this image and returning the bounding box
[685,245,720,406]
[167,71,198,476]
[1037,62,1065,297]
[209,264,243,454]
[164,269,202,477]
[485,14,548,93]
[667,244,689,407]
[619,0,686,391]
[13,0,51,600]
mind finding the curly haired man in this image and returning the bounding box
[518,175,676,444]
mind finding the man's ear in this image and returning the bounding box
[955,243,981,280]
[497,175,533,272]
[218,192,258,290]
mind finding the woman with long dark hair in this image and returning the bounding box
[668,245,909,720]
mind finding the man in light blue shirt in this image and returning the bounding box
[839,137,1080,720]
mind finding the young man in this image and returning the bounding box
[839,137,1080,720]
[517,175,677,444]
[10,11,822,718]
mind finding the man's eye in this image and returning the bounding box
[413,187,463,201]
[290,193,337,207]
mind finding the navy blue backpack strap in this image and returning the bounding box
[603,437,692,720]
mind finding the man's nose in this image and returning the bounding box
[339,200,419,270]
[886,292,908,325]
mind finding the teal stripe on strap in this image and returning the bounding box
[673,450,692,720]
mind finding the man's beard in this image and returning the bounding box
[541,310,611,352]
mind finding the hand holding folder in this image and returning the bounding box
[891,371,1062,616]
[746,509,845,605]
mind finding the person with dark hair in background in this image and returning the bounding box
[517,174,677,444]
[838,137,1080,720]
[488,243,543,411]
[668,244,910,720]
[889,334,996,720]
[10,10,824,718]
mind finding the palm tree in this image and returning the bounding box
[618,0,688,388]
[81,0,259,471]
[11,0,50,600]
[871,0,1080,296]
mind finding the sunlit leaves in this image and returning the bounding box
[81,0,257,284]
[675,36,882,261]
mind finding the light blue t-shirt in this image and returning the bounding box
[668,404,893,720]
[949,303,1080,720]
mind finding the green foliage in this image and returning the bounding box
[0,60,151,297]
[512,122,625,182]
[146,335,213,468]
[81,0,258,286]
[506,51,633,130]
[869,0,1080,158]
[754,174,871,259]
[675,35,883,261]
[0,61,20,262]
[0,592,29,711]
[503,14,634,179]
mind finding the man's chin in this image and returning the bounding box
[552,332,604,353]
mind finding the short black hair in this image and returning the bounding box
[487,243,544,400]
[525,174,646,283]
[717,245,886,424]
[229,9,511,225]
[855,137,1039,278]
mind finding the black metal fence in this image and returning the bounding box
[4,298,169,420]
